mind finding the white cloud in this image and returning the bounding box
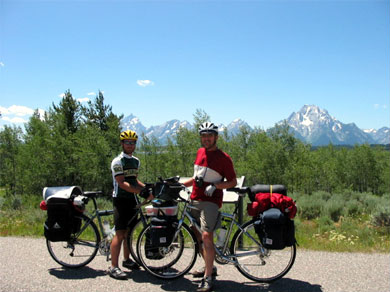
[2,116,28,124]
[59,93,65,98]
[374,104,388,110]
[0,62,4,67]
[87,92,96,96]
[37,109,46,121]
[137,80,155,87]
[77,98,90,103]
[0,105,46,124]
[6,105,34,116]
[0,106,9,115]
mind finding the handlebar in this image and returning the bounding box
[83,191,104,198]
[226,187,251,197]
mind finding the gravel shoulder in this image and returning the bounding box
[0,236,389,292]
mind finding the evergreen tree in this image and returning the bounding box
[0,125,22,194]
[52,90,81,134]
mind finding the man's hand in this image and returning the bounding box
[205,184,216,197]
[139,187,153,199]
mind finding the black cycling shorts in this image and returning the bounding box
[113,197,138,231]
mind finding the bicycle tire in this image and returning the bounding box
[136,222,198,279]
[230,219,296,283]
[126,217,147,266]
[46,214,101,268]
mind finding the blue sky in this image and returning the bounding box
[0,0,389,130]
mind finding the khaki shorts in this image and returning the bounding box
[190,200,221,233]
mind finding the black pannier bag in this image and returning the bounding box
[144,229,164,260]
[44,198,73,242]
[144,199,179,259]
[144,214,178,260]
[150,214,178,247]
[254,208,295,250]
[284,218,295,247]
[43,186,83,242]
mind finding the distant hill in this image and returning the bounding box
[120,105,390,146]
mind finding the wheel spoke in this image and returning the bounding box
[46,214,100,268]
[136,223,198,279]
[231,220,296,282]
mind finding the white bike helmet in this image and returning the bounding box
[198,122,219,135]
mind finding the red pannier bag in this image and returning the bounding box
[269,193,297,219]
[247,185,297,219]
[247,193,271,216]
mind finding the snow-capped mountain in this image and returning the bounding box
[121,114,147,135]
[121,116,192,143]
[145,119,192,142]
[364,127,390,145]
[120,115,249,143]
[120,106,389,146]
[281,105,385,146]
[227,119,250,135]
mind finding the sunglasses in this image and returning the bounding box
[122,140,137,145]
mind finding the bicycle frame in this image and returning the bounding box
[136,181,296,282]
[175,188,266,266]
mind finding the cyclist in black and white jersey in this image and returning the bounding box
[108,130,153,280]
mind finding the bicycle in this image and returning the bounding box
[46,190,151,269]
[135,182,296,282]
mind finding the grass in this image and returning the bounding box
[295,216,390,252]
[0,188,389,253]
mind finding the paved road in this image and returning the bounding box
[0,237,389,292]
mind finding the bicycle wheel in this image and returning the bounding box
[230,219,296,282]
[126,217,147,266]
[136,222,198,279]
[46,214,101,268]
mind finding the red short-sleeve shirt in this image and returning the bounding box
[190,148,236,208]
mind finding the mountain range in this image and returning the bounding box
[121,105,390,146]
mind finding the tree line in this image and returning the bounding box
[1,92,389,197]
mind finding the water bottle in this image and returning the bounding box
[216,227,227,248]
[107,227,115,241]
[103,220,115,240]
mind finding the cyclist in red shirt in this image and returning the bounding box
[183,122,237,292]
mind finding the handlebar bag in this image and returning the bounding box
[154,182,182,201]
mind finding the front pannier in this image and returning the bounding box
[144,213,178,260]
[254,208,295,250]
[150,214,178,247]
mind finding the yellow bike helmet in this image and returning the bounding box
[120,130,138,141]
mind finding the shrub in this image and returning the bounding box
[345,199,364,217]
[324,196,345,222]
[11,195,22,210]
[297,196,324,220]
[316,215,333,233]
[371,204,390,228]
[313,191,332,201]
[359,193,379,214]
